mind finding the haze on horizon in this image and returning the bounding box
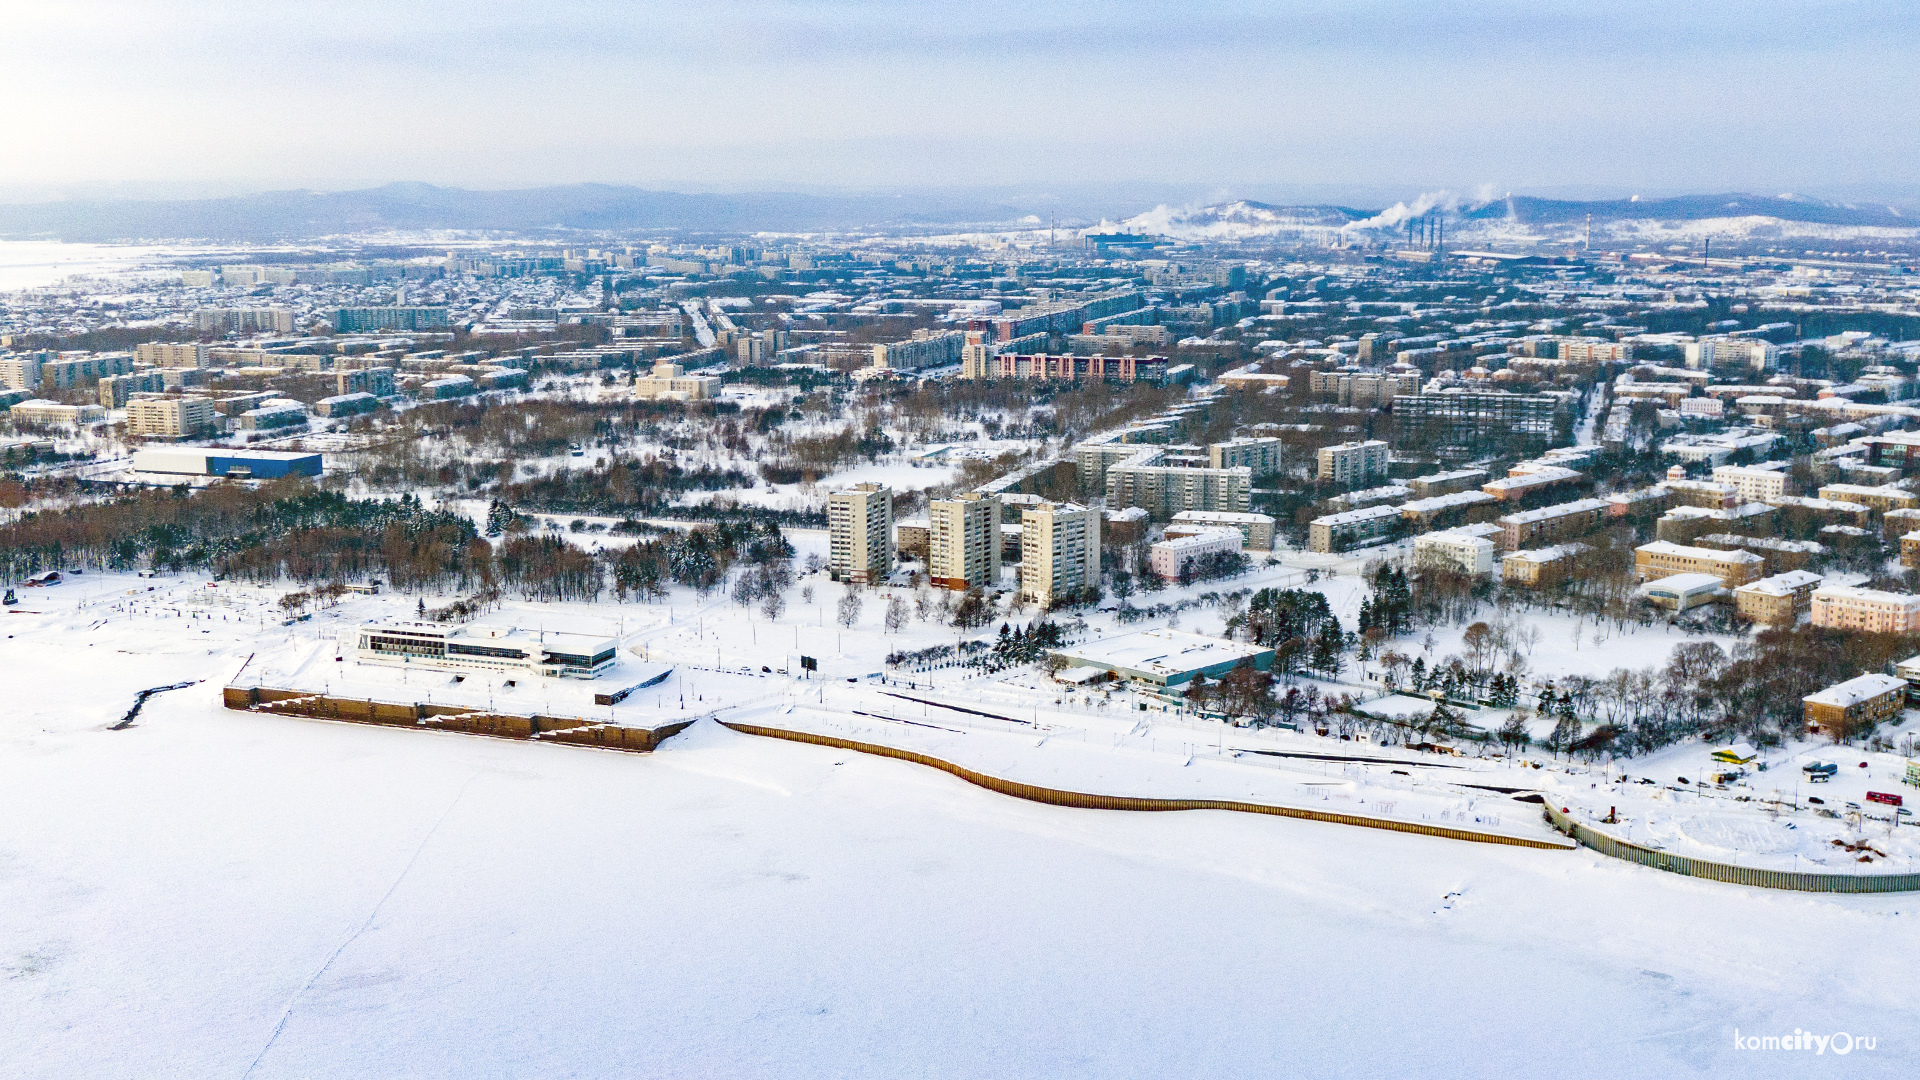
[3,1,1915,205]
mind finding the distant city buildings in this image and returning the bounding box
[1315,440,1389,486]
[630,362,721,402]
[193,307,293,335]
[872,329,965,372]
[133,342,210,368]
[1207,437,1282,477]
[126,396,218,438]
[335,307,450,333]
[965,353,1169,385]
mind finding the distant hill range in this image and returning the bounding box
[1463,193,1911,229]
[1126,194,1917,243]
[0,183,1911,242]
[0,182,1056,242]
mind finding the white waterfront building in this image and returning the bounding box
[353,621,618,679]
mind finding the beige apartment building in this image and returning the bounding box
[1501,543,1590,587]
[1711,464,1791,502]
[1809,584,1920,634]
[1632,541,1765,588]
[1020,502,1100,608]
[1497,498,1610,551]
[1733,570,1822,627]
[828,483,894,584]
[125,396,218,438]
[928,492,1001,592]
[631,361,721,402]
[133,342,210,368]
[1169,510,1275,551]
[1818,483,1919,514]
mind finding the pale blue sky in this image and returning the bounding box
[1,1,1911,200]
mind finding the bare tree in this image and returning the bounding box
[759,589,786,621]
[837,588,863,628]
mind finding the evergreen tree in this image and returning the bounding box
[484,499,513,537]
[1497,713,1530,751]
[1310,619,1346,678]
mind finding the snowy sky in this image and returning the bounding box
[3,1,1914,199]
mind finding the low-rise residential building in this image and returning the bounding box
[1324,484,1412,512]
[239,402,307,430]
[1149,529,1241,581]
[1689,533,1820,576]
[1216,367,1291,391]
[1168,510,1275,550]
[1765,495,1871,529]
[1606,487,1671,520]
[418,375,476,400]
[1810,585,1920,634]
[1501,543,1590,587]
[1414,529,1497,576]
[1633,541,1766,588]
[1819,483,1918,514]
[1406,468,1488,498]
[8,399,106,427]
[1497,498,1609,551]
[1803,673,1906,738]
[313,392,379,418]
[1481,465,1583,501]
[1733,570,1823,627]
[1656,503,1778,544]
[972,353,1168,384]
[1896,654,1920,703]
[894,518,930,561]
[1307,504,1401,553]
[1398,490,1499,530]
[1662,478,1740,510]
[1712,464,1792,502]
[334,366,397,397]
[1882,507,1920,541]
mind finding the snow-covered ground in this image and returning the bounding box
[1552,738,1920,873]
[6,568,1919,1076]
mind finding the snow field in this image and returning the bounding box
[5,687,1918,1079]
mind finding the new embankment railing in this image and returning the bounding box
[1543,801,1920,893]
[720,718,1574,850]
